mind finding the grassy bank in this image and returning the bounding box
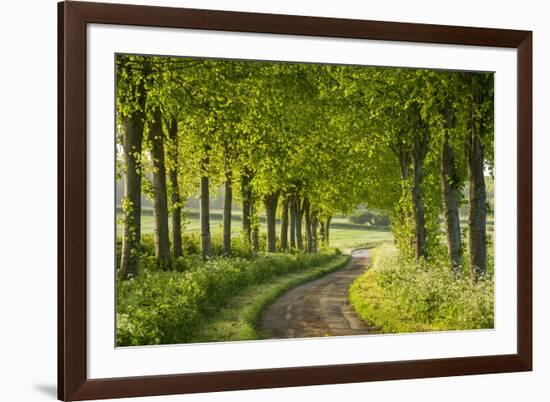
[349,244,494,333]
[116,250,345,346]
[189,254,350,343]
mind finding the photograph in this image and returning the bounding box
[115,54,495,347]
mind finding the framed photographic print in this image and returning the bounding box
[58,1,532,400]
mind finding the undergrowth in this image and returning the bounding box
[349,244,494,333]
[116,249,342,346]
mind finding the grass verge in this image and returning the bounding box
[117,251,346,346]
[188,254,351,343]
[349,245,494,333]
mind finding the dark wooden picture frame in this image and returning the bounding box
[58,1,532,400]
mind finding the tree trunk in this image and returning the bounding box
[241,169,252,245]
[312,212,319,253]
[295,195,304,250]
[251,200,259,252]
[440,109,462,276]
[200,153,212,260]
[119,111,145,279]
[398,148,410,182]
[150,107,171,265]
[325,216,332,245]
[411,126,429,261]
[289,198,296,250]
[468,101,487,280]
[167,117,182,258]
[280,195,290,251]
[319,220,326,244]
[394,138,415,253]
[304,198,313,253]
[223,172,233,256]
[264,191,280,253]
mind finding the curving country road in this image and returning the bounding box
[259,249,379,339]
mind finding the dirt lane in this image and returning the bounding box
[259,249,378,339]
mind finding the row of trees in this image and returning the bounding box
[116,55,493,282]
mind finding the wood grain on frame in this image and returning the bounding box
[58,1,532,400]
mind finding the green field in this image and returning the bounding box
[116,210,393,252]
[115,209,495,252]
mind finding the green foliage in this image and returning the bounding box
[116,250,342,346]
[116,54,493,263]
[349,244,494,333]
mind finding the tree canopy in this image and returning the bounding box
[116,55,494,282]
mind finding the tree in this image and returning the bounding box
[279,195,291,250]
[429,72,468,276]
[294,195,304,250]
[240,166,253,245]
[147,104,171,264]
[304,196,313,253]
[222,164,233,256]
[410,103,430,260]
[263,191,280,253]
[466,73,494,280]
[439,103,463,275]
[166,115,183,258]
[117,56,149,279]
[199,148,213,259]
[289,193,297,250]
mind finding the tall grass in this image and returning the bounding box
[349,244,494,333]
[116,250,341,346]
